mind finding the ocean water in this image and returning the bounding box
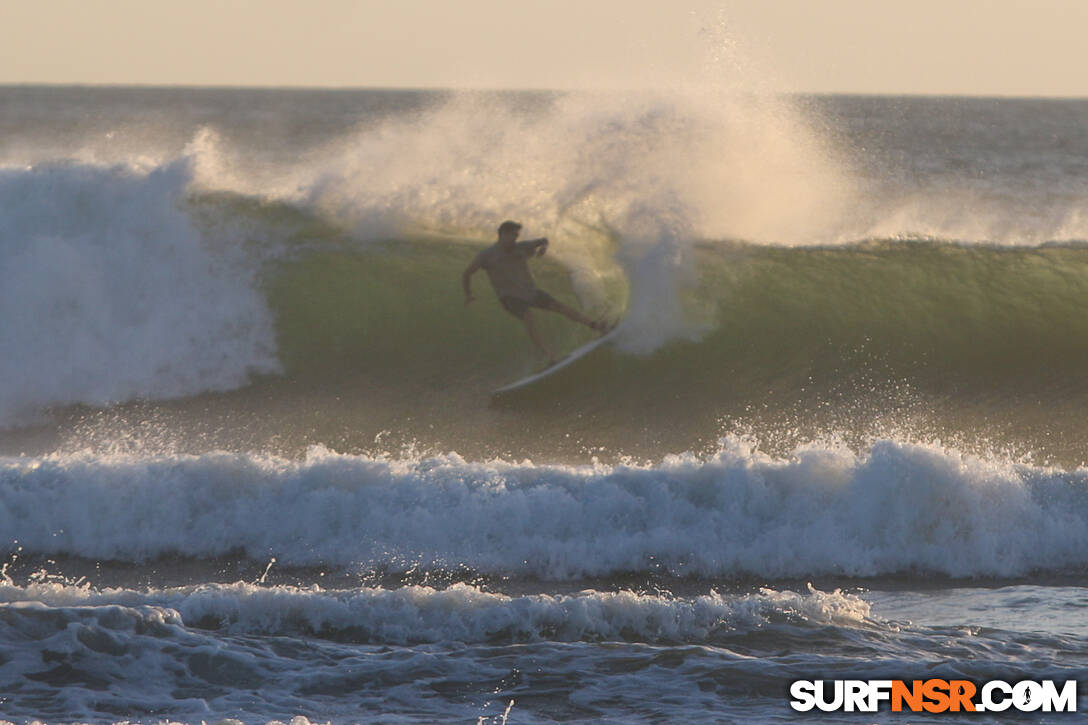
[2,85,1088,723]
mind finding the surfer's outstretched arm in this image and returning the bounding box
[516,238,549,257]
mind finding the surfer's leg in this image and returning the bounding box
[522,311,557,365]
[538,294,607,333]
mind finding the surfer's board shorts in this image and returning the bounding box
[499,290,557,319]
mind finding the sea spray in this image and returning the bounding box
[0,159,279,427]
[3,436,1086,579]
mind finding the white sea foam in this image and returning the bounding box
[0,580,873,723]
[0,159,280,427]
[283,90,855,352]
[2,437,1085,579]
[0,581,870,644]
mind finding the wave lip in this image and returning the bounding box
[2,438,1087,580]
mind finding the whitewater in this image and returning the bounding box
[2,85,1088,723]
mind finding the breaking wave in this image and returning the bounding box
[3,437,1087,580]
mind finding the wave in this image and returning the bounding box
[7,90,1088,445]
[0,581,870,645]
[267,230,1088,391]
[255,227,1088,464]
[0,579,877,722]
[3,437,1087,579]
[3,579,1085,725]
[0,160,279,428]
[7,156,1088,462]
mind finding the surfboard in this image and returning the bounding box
[493,325,621,395]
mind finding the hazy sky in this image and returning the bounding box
[2,0,1086,96]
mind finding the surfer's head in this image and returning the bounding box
[497,220,521,245]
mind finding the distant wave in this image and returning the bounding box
[0,581,871,645]
[3,438,1087,579]
[0,579,877,722]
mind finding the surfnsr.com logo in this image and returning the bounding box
[789,679,1078,713]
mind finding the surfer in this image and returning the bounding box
[463,220,607,364]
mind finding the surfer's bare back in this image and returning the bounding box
[462,220,606,364]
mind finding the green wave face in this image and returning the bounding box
[249,210,1088,465]
[16,186,1088,466]
[705,241,1088,389]
[270,236,1088,386]
[267,238,611,384]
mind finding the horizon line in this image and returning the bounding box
[1,81,1087,101]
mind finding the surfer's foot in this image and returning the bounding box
[589,319,611,334]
